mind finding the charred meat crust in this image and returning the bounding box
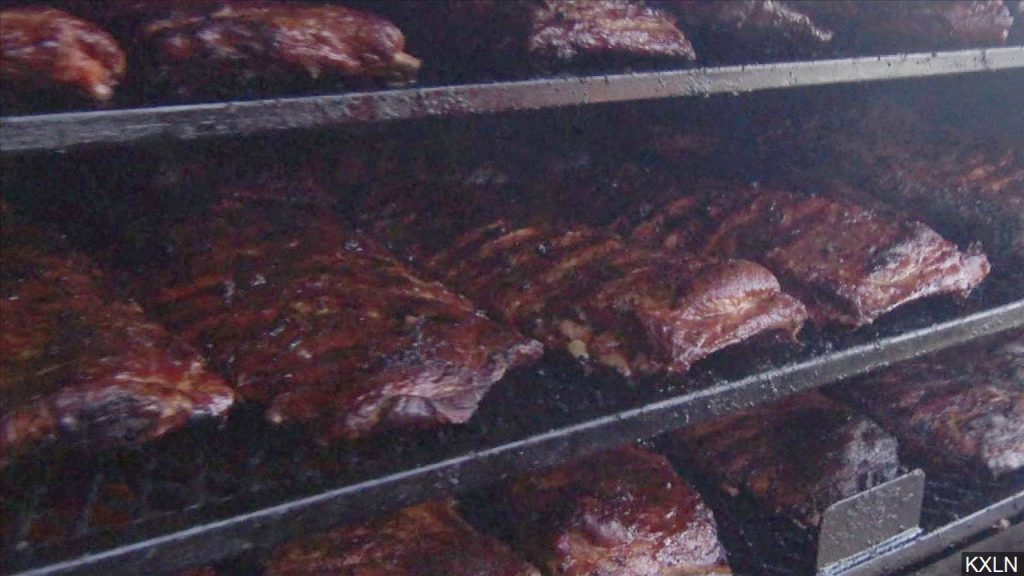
[625,184,990,327]
[666,391,902,528]
[148,201,541,442]
[0,204,233,465]
[0,7,126,105]
[266,500,540,576]
[830,332,1024,480]
[429,220,806,378]
[139,1,420,98]
[503,446,731,576]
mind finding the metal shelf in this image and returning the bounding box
[833,491,1024,576]
[6,299,1022,576]
[2,47,1023,154]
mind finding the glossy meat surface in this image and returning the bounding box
[429,220,806,378]
[663,0,833,60]
[141,1,420,97]
[503,446,730,576]
[627,185,990,326]
[150,202,541,441]
[799,0,1013,50]
[527,0,696,62]
[667,391,902,528]
[830,332,1024,480]
[0,205,234,465]
[267,500,540,576]
[832,137,1024,266]
[0,7,125,105]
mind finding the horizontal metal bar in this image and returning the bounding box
[834,491,1024,576]
[2,47,1023,154]
[9,300,1023,576]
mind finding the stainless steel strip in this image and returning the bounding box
[3,47,1023,154]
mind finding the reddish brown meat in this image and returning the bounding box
[662,0,834,61]
[823,135,1024,266]
[627,184,990,326]
[379,0,694,80]
[527,0,697,63]
[266,500,540,576]
[830,331,1024,480]
[0,204,234,466]
[798,0,1013,50]
[429,220,806,378]
[0,7,126,106]
[148,201,541,442]
[502,446,730,576]
[139,1,420,98]
[666,391,902,528]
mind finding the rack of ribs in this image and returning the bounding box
[499,446,731,576]
[137,1,420,98]
[526,0,697,64]
[266,500,540,576]
[147,200,541,442]
[664,391,902,528]
[797,0,1014,51]
[380,0,695,78]
[428,220,806,379]
[829,331,1024,481]
[833,138,1023,268]
[0,7,126,108]
[0,204,234,466]
[625,183,990,326]
[661,0,834,61]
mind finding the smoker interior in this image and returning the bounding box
[2,44,1023,576]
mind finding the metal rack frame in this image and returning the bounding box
[2,47,1023,154]
[6,301,1022,576]
[3,47,1024,576]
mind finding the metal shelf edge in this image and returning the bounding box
[831,490,1024,576]
[8,300,1023,576]
[2,47,1023,154]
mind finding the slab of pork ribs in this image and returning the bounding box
[0,7,126,107]
[824,134,1024,268]
[0,203,234,465]
[796,0,1014,51]
[137,1,420,98]
[266,500,540,576]
[381,0,695,79]
[147,199,541,442]
[428,220,806,379]
[501,446,731,576]
[665,391,902,528]
[626,183,990,326]
[829,331,1024,480]
[662,0,835,62]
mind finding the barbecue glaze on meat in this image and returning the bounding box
[627,185,990,326]
[429,220,806,378]
[830,332,1024,480]
[140,1,420,98]
[502,446,730,576]
[800,0,1014,50]
[381,0,694,79]
[663,0,834,61]
[0,204,234,466]
[0,7,126,106]
[829,137,1023,266]
[667,391,902,528]
[267,500,540,576]
[150,201,541,442]
[527,0,697,63]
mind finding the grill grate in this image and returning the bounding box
[2,298,1022,575]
